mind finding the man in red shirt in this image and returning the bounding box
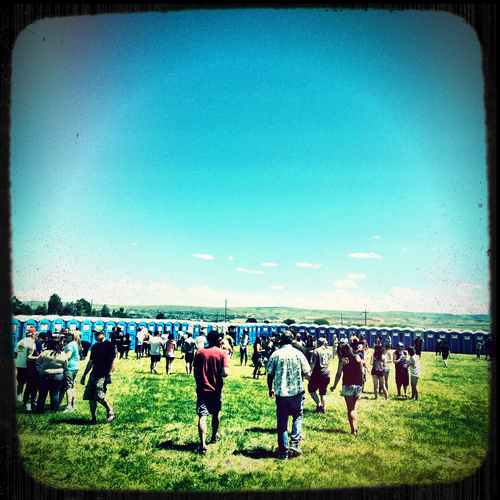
[193,330,229,454]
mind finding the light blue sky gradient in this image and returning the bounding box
[10,9,489,314]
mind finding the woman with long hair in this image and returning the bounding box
[33,335,68,413]
[252,337,264,379]
[406,346,421,400]
[370,344,388,399]
[164,333,177,375]
[330,341,364,435]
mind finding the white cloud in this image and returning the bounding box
[193,254,214,260]
[348,252,382,259]
[374,236,380,239]
[262,262,278,267]
[100,280,143,292]
[130,242,137,246]
[402,248,413,251]
[237,268,264,274]
[271,285,283,290]
[296,262,321,268]
[346,273,367,279]
[334,280,357,289]
[229,256,234,260]
[452,283,485,291]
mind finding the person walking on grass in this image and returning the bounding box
[441,340,450,368]
[435,337,442,356]
[406,346,421,400]
[149,331,165,374]
[239,328,250,366]
[370,344,388,400]
[59,331,80,413]
[476,339,483,360]
[308,338,331,413]
[80,328,116,425]
[413,333,424,359]
[193,330,229,455]
[164,333,177,375]
[330,339,363,435]
[393,342,409,398]
[183,332,196,374]
[195,328,207,351]
[135,327,145,360]
[266,330,311,459]
[252,337,264,379]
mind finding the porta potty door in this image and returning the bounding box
[462,331,474,354]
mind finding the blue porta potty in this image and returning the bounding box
[462,330,474,354]
[401,328,412,349]
[424,329,436,353]
[449,330,461,353]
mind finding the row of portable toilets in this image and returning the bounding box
[10,315,491,355]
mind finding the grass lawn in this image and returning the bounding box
[15,348,492,492]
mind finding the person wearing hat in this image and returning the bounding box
[193,329,230,454]
[266,330,311,459]
[413,333,424,359]
[239,328,250,366]
[14,327,38,402]
[308,338,331,413]
[393,342,409,398]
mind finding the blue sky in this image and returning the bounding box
[10,9,490,314]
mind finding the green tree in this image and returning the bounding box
[48,294,63,315]
[284,319,296,325]
[246,318,257,323]
[62,302,76,316]
[156,312,166,320]
[100,304,111,317]
[313,319,330,326]
[75,298,92,316]
[113,307,130,318]
[34,303,48,315]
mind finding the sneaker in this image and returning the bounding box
[106,407,115,423]
[90,416,97,425]
[62,406,73,413]
[209,433,221,444]
[289,445,302,456]
[199,446,207,455]
[315,405,322,413]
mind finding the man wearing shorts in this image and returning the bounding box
[80,328,116,424]
[149,331,165,374]
[308,337,331,414]
[183,332,196,374]
[14,327,37,402]
[193,330,229,455]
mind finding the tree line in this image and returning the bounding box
[10,295,131,318]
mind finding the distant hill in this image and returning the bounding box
[79,304,490,332]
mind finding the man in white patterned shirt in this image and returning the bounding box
[266,329,311,459]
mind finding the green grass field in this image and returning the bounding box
[15,348,491,492]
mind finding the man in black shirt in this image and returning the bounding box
[80,328,116,424]
[413,333,424,359]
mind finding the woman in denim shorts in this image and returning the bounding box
[330,340,364,435]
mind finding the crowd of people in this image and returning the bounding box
[14,323,494,458]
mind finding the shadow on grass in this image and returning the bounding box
[56,417,95,426]
[307,427,348,434]
[155,439,199,452]
[233,447,275,459]
[246,427,276,434]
